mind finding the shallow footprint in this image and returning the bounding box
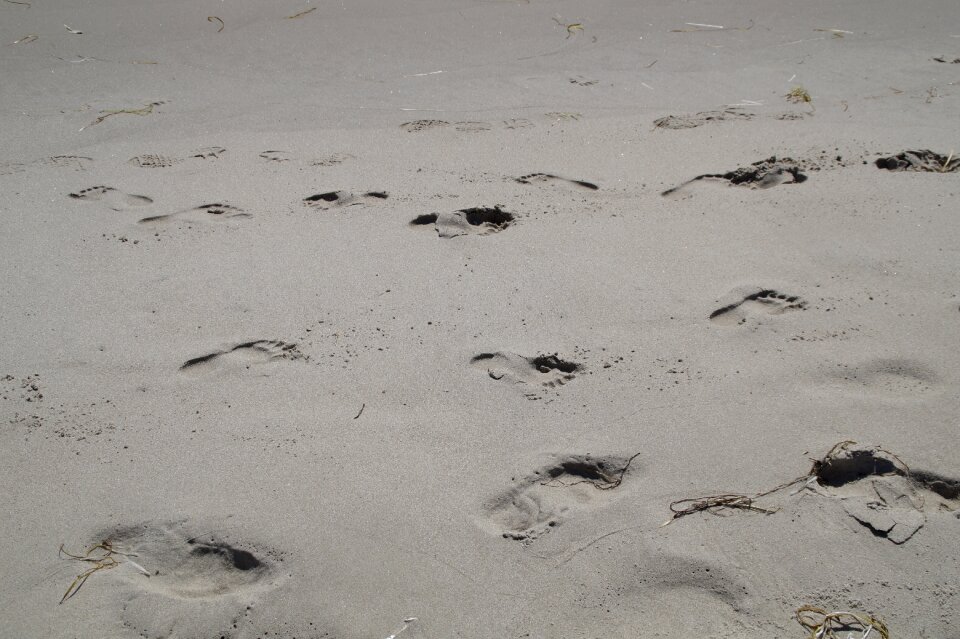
[471,351,580,387]
[180,340,305,375]
[710,288,806,326]
[139,202,249,225]
[69,186,153,211]
[400,119,450,132]
[481,453,636,542]
[303,190,388,208]
[515,173,598,190]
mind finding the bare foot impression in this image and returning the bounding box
[481,454,637,543]
[400,120,450,132]
[662,156,807,198]
[69,186,153,211]
[471,351,580,387]
[409,207,515,238]
[653,109,755,130]
[875,149,960,172]
[127,147,226,168]
[60,522,281,639]
[823,358,940,398]
[709,288,806,326]
[514,173,599,190]
[303,190,388,209]
[179,340,305,375]
[139,203,250,226]
[812,443,959,544]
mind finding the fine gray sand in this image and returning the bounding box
[2,1,959,637]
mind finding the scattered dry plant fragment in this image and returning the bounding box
[82,101,165,130]
[796,605,890,639]
[58,540,143,604]
[208,16,224,32]
[552,16,583,38]
[286,7,316,19]
[814,27,853,38]
[786,86,812,105]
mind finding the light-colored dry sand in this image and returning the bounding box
[2,0,959,637]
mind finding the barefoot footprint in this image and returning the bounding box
[69,186,153,211]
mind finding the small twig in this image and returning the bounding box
[644,59,658,68]
[353,403,365,420]
[208,16,224,32]
[64,24,83,34]
[286,7,317,19]
[11,34,37,44]
[4,0,31,6]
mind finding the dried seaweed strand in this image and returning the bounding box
[796,605,890,639]
[82,101,164,130]
[59,541,137,604]
[286,7,317,19]
[540,451,642,491]
[208,16,224,32]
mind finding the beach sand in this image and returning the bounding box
[1,1,959,637]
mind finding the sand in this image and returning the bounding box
[2,0,959,637]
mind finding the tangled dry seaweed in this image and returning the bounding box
[664,441,897,524]
[58,540,146,604]
[796,605,890,639]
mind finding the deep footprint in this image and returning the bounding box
[69,186,154,211]
[710,289,806,326]
[482,454,637,542]
[875,150,959,172]
[88,522,274,599]
[410,207,515,238]
[471,351,580,387]
[812,443,960,544]
[662,156,807,198]
[515,173,599,190]
[303,190,389,208]
[180,340,305,375]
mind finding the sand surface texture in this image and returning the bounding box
[2,0,959,637]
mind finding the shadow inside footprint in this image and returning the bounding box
[180,340,305,375]
[515,173,599,190]
[471,351,580,388]
[875,150,959,172]
[710,289,806,326]
[482,454,637,542]
[812,443,960,544]
[69,186,154,211]
[304,191,388,208]
[662,157,807,198]
[410,207,515,238]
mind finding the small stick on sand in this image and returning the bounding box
[353,403,365,420]
[286,7,317,19]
